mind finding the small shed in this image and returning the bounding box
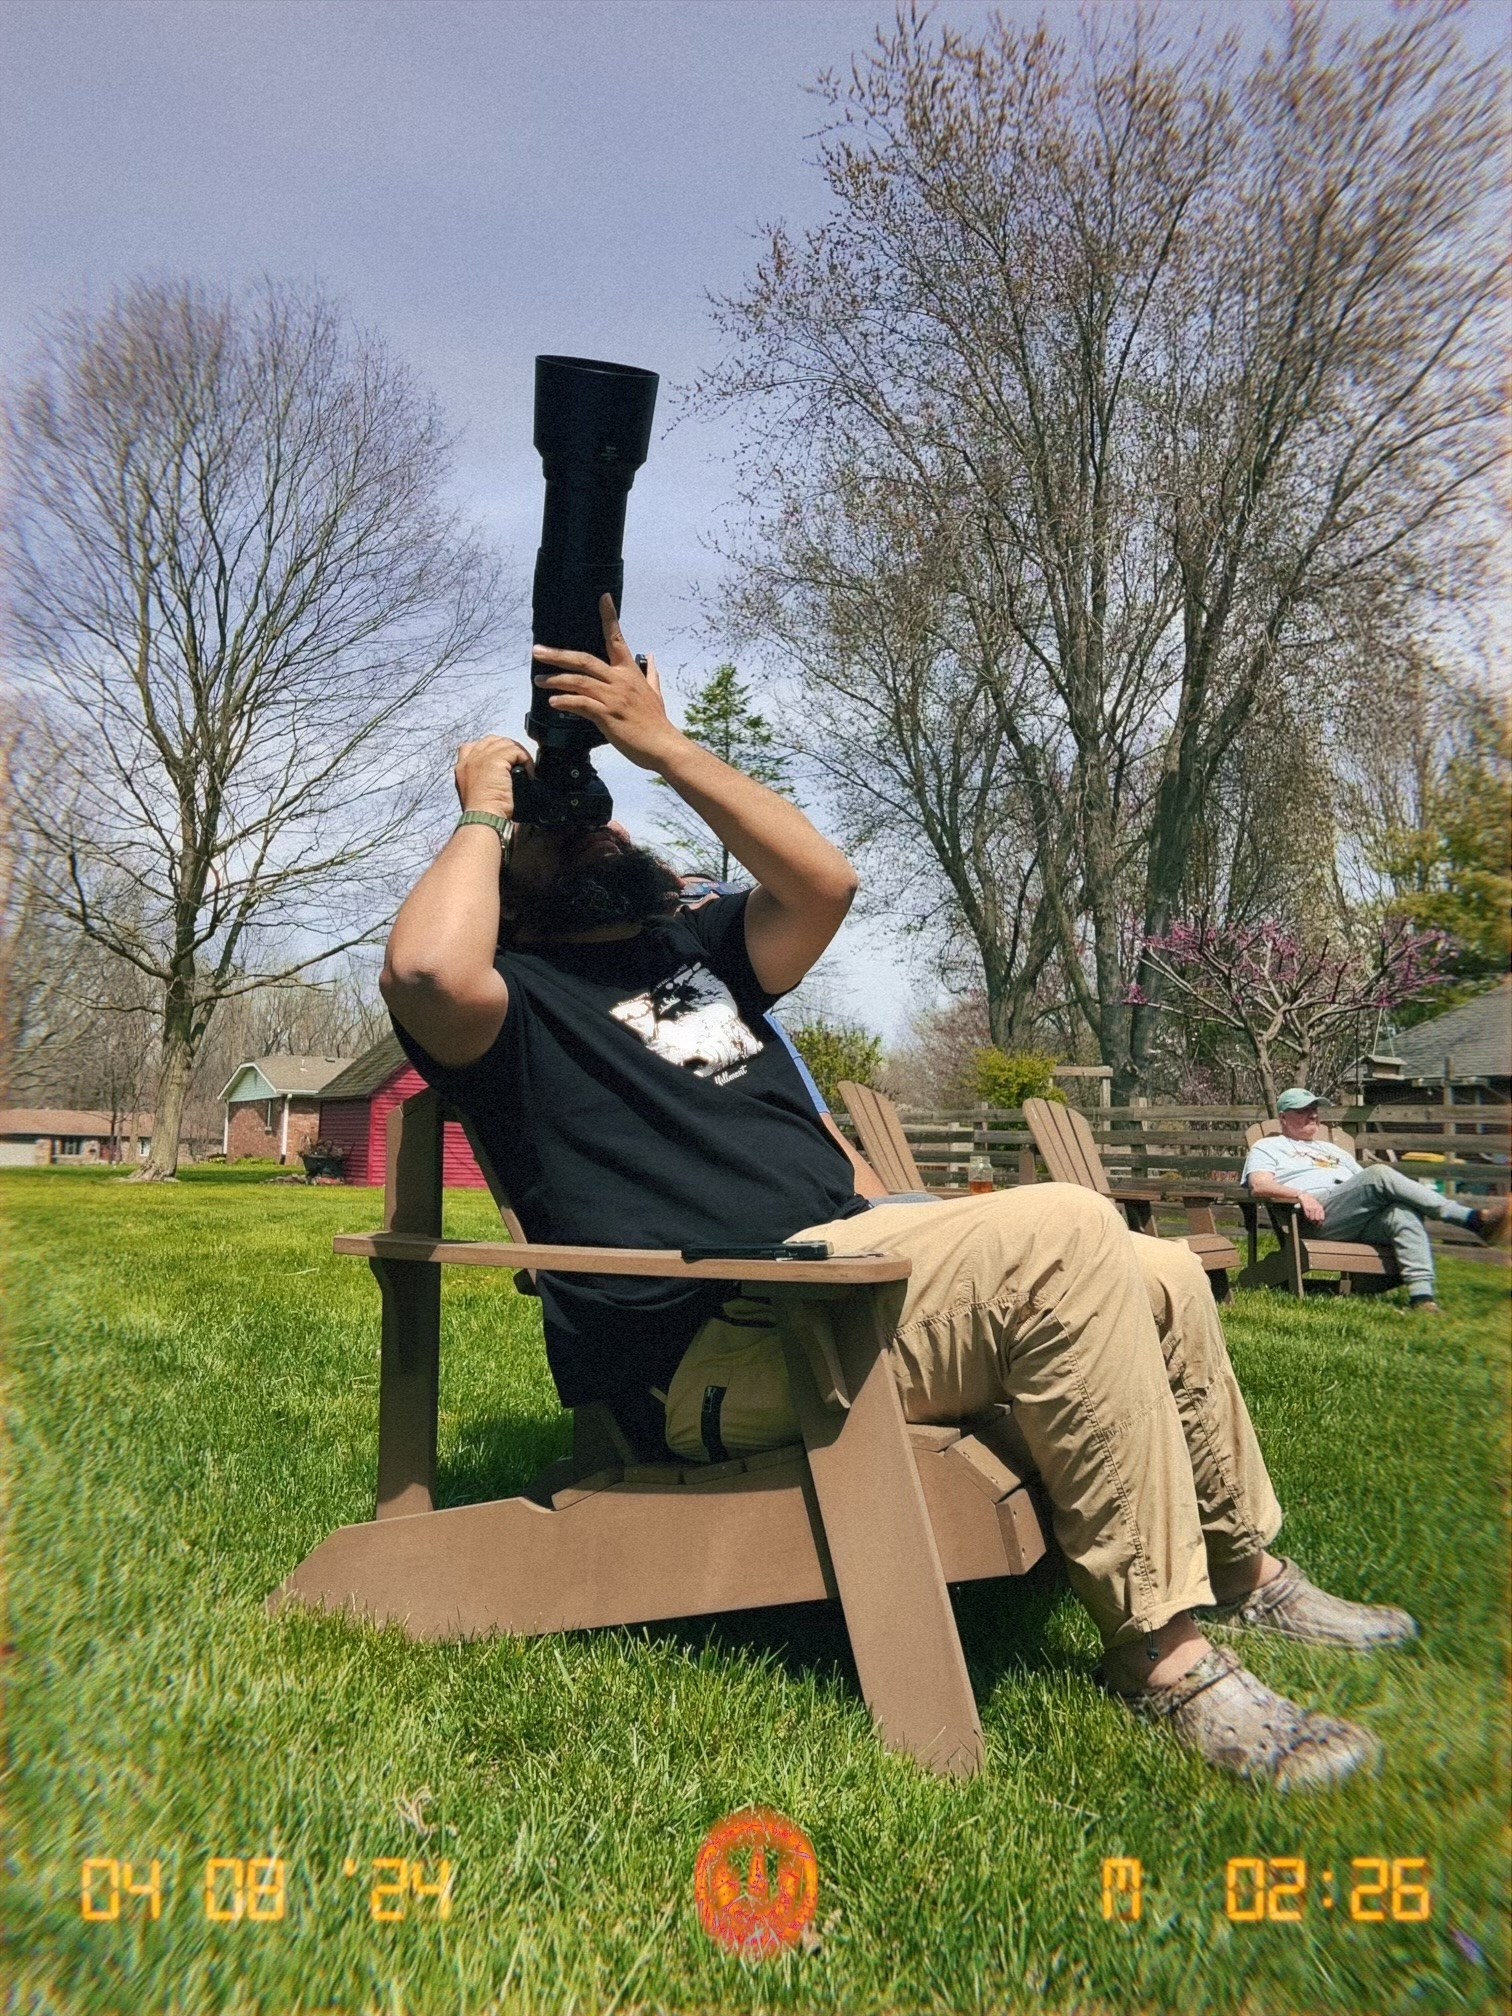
[317,1033,487,1186]
[0,1108,153,1166]
[220,1055,354,1163]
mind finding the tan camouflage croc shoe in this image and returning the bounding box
[1203,1559,1419,1649]
[1109,1646,1380,1791]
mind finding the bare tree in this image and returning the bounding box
[181,959,391,1156]
[699,0,1506,1096]
[4,279,507,1174]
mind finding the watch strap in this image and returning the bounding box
[455,810,513,845]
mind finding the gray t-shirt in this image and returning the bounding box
[1241,1133,1360,1198]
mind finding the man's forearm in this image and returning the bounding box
[656,734,857,911]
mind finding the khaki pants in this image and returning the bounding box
[665,1186,1282,1649]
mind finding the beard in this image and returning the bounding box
[507,835,684,941]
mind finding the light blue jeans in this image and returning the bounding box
[1316,1166,1475,1295]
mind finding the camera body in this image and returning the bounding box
[511,354,660,829]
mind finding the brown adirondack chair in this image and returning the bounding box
[1021,1098,1239,1300]
[836,1081,1036,1194]
[270,1088,1051,1779]
[1236,1119,1402,1297]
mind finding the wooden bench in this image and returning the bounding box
[269,1089,1051,1778]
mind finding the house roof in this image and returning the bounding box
[317,1032,408,1101]
[221,1055,354,1103]
[1386,978,1512,1084]
[0,1108,153,1137]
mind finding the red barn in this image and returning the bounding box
[317,1033,487,1187]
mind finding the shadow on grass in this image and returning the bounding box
[612,1548,1075,1704]
[435,1398,1081,1705]
[436,1407,571,1506]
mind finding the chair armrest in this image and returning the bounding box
[334,1232,911,1286]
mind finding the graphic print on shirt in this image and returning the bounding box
[609,963,765,1082]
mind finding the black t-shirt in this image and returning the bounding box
[391,891,867,1407]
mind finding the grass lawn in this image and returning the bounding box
[2,1166,1508,2016]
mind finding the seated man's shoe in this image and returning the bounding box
[1408,1296,1442,1314]
[1204,1558,1418,1648]
[1468,1198,1510,1247]
[1105,1646,1379,1791]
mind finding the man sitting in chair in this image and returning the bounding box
[1243,1088,1508,1314]
[382,597,1417,1794]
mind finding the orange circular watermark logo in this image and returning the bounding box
[693,1806,818,1956]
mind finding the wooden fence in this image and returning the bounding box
[838,1101,1510,1205]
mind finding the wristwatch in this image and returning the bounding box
[455,810,513,851]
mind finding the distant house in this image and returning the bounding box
[1361,978,1512,1109]
[0,1108,153,1167]
[220,1055,354,1163]
[317,1034,486,1186]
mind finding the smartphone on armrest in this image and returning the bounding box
[679,1240,834,1262]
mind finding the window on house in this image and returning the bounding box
[56,1137,83,1157]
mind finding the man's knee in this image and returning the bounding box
[985,1183,1150,1323]
[1355,1165,1418,1208]
[985,1181,1127,1250]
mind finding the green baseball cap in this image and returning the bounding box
[1277,1087,1321,1112]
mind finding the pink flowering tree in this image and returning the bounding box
[1131,919,1449,1113]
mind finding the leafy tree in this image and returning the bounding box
[787,1019,883,1108]
[1383,706,1511,1016]
[656,663,795,880]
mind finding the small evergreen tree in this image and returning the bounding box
[656,664,795,880]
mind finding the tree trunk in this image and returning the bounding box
[1253,1043,1280,1120]
[141,1009,194,1179]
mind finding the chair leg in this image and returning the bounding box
[1285,1219,1307,1299]
[372,1257,440,1519]
[778,1290,984,1778]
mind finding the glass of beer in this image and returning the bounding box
[967,1154,995,1195]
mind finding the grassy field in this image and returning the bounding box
[2,1165,1508,2016]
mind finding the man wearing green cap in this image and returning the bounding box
[1242,1088,1509,1310]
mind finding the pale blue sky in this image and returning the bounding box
[3,0,1506,1036]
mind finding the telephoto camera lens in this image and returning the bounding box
[514,354,659,828]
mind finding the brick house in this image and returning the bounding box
[317,1033,487,1186]
[220,1056,354,1163]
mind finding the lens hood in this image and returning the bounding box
[534,356,658,470]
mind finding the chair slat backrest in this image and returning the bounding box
[1023,1098,1111,1195]
[385,1089,443,1234]
[446,1104,537,1292]
[837,1082,925,1193]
